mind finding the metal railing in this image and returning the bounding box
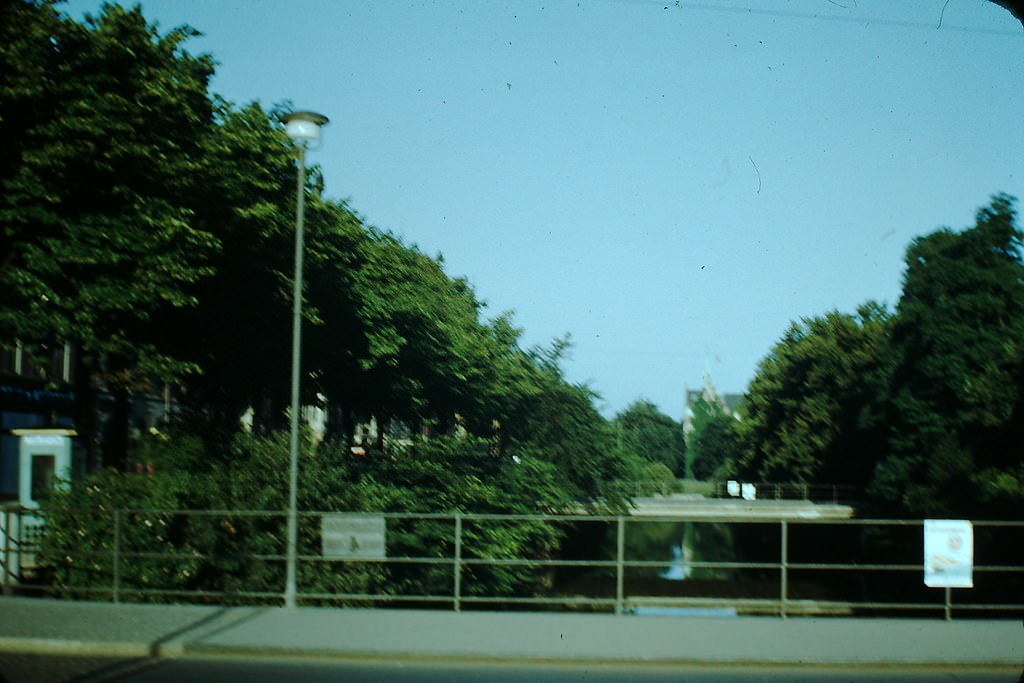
[620,480,857,502]
[2,507,1021,620]
[709,481,858,504]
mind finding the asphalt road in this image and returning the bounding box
[1,655,1020,683]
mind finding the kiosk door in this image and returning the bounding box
[17,432,72,508]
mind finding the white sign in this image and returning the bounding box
[321,515,386,560]
[726,480,740,497]
[741,482,757,501]
[924,519,973,588]
[23,435,65,447]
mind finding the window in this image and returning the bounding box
[30,454,56,502]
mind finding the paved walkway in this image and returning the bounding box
[0,597,1020,666]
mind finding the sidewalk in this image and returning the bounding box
[0,597,1021,666]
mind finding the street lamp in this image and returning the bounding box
[281,110,329,609]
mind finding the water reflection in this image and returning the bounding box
[660,536,691,580]
[640,521,742,582]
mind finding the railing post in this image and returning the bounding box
[779,519,788,619]
[112,509,121,604]
[944,587,952,622]
[615,516,625,615]
[453,513,462,613]
[2,509,12,595]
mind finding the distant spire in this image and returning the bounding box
[702,367,720,406]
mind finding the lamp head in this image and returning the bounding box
[281,111,329,143]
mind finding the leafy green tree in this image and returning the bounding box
[499,340,630,509]
[6,2,631,524]
[341,232,494,436]
[0,1,225,468]
[736,304,891,487]
[613,400,686,476]
[684,393,737,480]
[688,411,740,481]
[341,435,569,599]
[41,427,392,604]
[41,428,577,604]
[153,102,306,430]
[636,461,677,495]
[871,194,1024,517]
[0,1,218,383]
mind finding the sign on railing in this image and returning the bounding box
[321,514,386,560]
[923,519,973,588]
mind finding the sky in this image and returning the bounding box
[62,0,1024,419]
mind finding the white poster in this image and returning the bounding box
[923,519,973,588]
[322,515,386,560]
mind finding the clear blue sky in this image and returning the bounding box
[62,0,1024,419]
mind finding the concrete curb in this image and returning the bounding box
[0,636,148,658]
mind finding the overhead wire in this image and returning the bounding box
[600,0,1023,37]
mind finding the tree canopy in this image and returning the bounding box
[1,1,219,383]
[736,195,1024,517]
[687,409,740,481]
[612,400,686,476]
[871,194,1024,517]
[736,304,891,488]
[1,0,632,509]
[683,388,742,481]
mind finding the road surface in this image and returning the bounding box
[0,654,1019,683]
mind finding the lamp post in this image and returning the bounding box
[281,110,328,609]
